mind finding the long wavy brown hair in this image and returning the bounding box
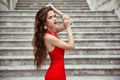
[32,6,53,70]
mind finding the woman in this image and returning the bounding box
[32,4,74,80]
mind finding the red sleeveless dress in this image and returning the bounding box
[45,29,66,80]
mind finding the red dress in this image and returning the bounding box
[45,29,66,80]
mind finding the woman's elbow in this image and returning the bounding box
[68,45,75,50]
[71,45,75,50]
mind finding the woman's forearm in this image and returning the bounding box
[51,5,63,17]
[66,27,74,49]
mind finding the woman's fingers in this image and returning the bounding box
[45,4,50,7]
[62,14,70,21]
[61,13,73,26]
[64,15,70,20]
[63,17,73,27]
[45,3,54,8]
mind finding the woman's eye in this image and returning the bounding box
[49,15,56,19]
[54,15,56,18]
[49,16,52,19]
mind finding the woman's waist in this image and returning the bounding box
[50,60,64,66]
[51,60,64,63]
[49,63,65,71]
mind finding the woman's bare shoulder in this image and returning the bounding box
[44,33,54,42]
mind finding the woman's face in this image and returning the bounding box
[45,10,58,28]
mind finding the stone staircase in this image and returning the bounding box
[15,0,90,10]
[0,0,120,80]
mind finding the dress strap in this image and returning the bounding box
[45,29,59,38]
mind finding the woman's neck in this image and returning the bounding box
[47,28,55,34]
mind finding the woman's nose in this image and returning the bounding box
[53,17,57,21]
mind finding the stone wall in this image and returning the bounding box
[0,0,18,10]
[115,8,120,19]
[87,0,120,18]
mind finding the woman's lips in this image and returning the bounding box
[54,21,58,24]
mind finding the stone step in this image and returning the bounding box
[1,47,120,50]
[16,4,89,7]
[0,55,120,66]
[0,11,114,16]
[0,65,120,76]
[0,39,120,47]
[16,2,89,10]
[1,76,120,80]
[0,47,120,56]
[18,0,86,2]
[17,2,88,4]
[15,7,90,10]
[1,39,120,41]
[1,25,120,32]
[0,20,120,26]
[0,15,118,21]
[0,32,120,39]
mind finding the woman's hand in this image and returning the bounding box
[45,4,64,16]
[62,14,73,28]
[45,4,54,9]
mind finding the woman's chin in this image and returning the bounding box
[54,24,58,27]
